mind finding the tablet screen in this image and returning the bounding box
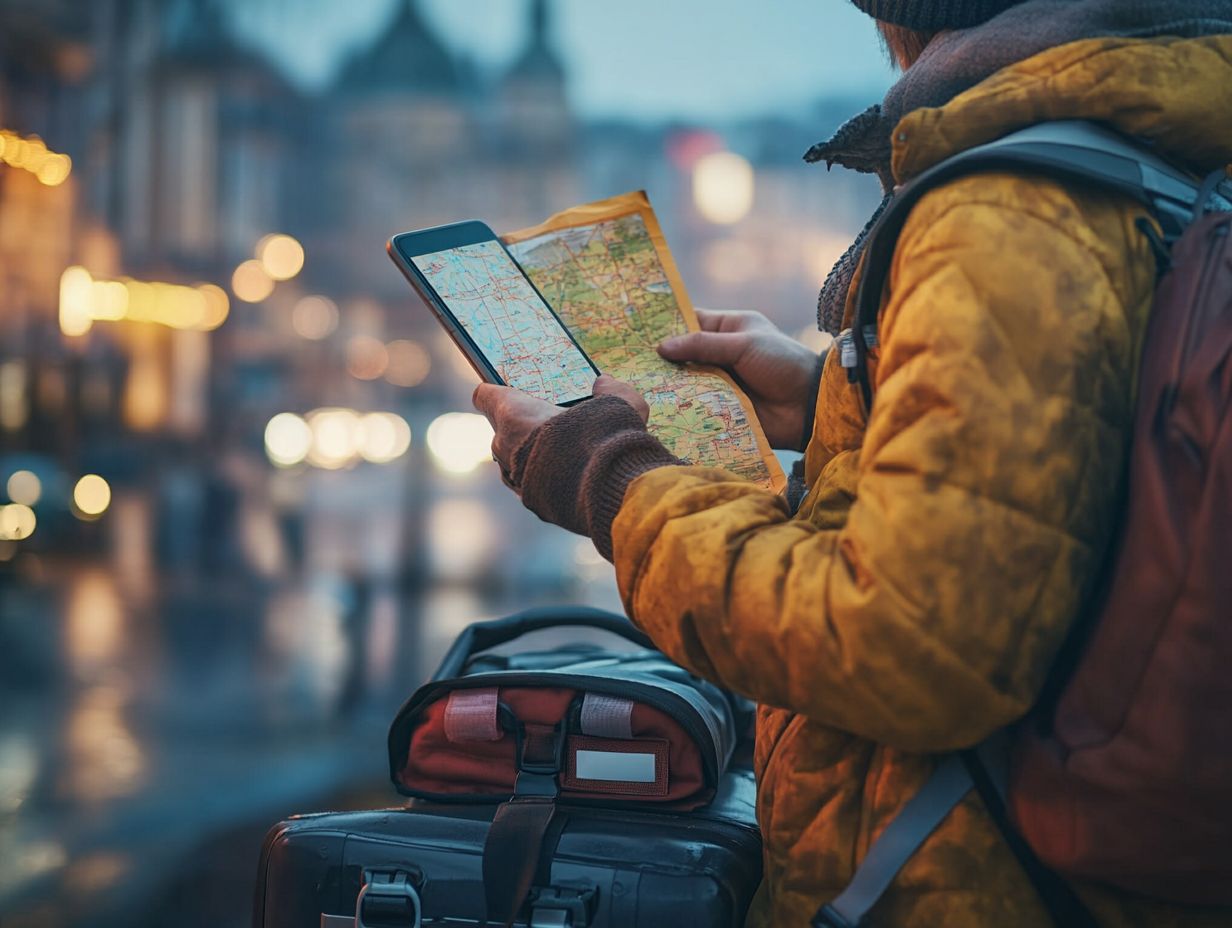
[412,240,594,405]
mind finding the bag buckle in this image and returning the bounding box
[528,886,596,928]
[500,702,565,797]
[355,871,421,928]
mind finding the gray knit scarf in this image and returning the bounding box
[811,0,1232,335]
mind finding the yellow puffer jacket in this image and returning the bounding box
[612,35,1232,927]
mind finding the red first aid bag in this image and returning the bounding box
[388,606,744,811]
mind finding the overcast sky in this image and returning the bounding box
[227,0,895,122]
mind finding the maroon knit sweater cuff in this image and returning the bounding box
[510,395,681,561]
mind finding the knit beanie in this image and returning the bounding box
[849,0,1029,30]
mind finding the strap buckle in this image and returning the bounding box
[528,886,597,928]
[355,871,421,928]
[500,702,565,796]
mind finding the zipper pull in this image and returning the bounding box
[837,329,857,383]
[838,326,879,384]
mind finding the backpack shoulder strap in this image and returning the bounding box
[847,119,1227,410]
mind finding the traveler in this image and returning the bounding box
[474,1,1232,923]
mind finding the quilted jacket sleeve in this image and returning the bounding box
[612,176,1153,752]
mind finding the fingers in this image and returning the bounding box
[593,374,650,423]
[658,330,749,367]
[695,307,772,334]
[472,382,504,419]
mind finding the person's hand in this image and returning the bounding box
[658,309,822,450]
[473,375,649,488]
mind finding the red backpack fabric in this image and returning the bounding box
[1011,204,1232,903]
[833,121,1232,912]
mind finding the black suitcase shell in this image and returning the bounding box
[253,769,762,928]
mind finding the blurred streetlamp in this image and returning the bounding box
[0,130,72,186]
[72,475,111,520]
[256,233,305,281]
[266,409,412,469]
[0,504,36,540]
[357,413,412,464]
[425,413,494,476]
[693,151,755,225]
[264,413,312,467]
[231,259,275,303]
[59,266,230,333]
[5,470,42,506]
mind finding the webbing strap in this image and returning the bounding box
[811,755,972,928]
[483,798,557,927]
[580,693,634,739]
[443,687,501,743]
[961,750,1098,928]
[849,119,1210,411]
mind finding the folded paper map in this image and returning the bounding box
[504,191,786,493]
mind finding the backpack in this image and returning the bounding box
[812,121,1232,928]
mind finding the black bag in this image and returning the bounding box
[252,767,761,928]
[253,606,762,928]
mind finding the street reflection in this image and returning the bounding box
[64,568,126,675]
[63,683,146,804]
[262,583,349,721]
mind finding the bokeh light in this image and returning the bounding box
[306,407,361,469]
[196,284,230,330]
[693,151,755,224]
[346,336,389,381]
[290,295,338,340]
[256,233,304,281]
[426,412,494,475]
[73,474,112,518]
[231,259,275,303]
[0,130,71,186]
[59,266,94,336]
[6,470,42,506]
[264,413,312,467]
[384,339,432,387]
[357,413,412,463]
[0,504,36,540]
[60,267,230,333]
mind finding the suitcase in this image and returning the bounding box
[252,766,762,927]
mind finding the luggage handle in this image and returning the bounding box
[432,605,655,682]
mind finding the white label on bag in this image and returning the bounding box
[575,749,657,783]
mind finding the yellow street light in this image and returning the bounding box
[231,259,275,303]
[6,470,42,507]
[73,474,111,519]
[306,407,361,470]
[264,413,312,467]
[0,504,36,540]
[256,233,304,281]
[425,412,494,475]
[358,413,412,464]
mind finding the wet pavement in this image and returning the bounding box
[0,555,622,927]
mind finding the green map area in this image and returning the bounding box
[509,212,776,487]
